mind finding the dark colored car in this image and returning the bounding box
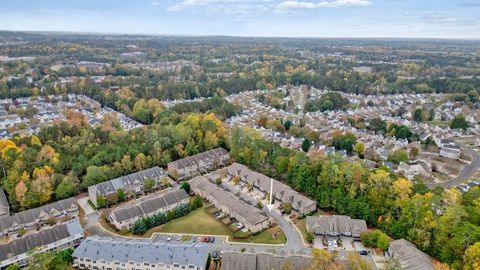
[358,250,368,255]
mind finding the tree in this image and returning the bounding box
[5,265,21,270]
[190,195,203,209]
[301,138,311,152]
[361,230,390,251]
[96,195,106,208]
[132,219,148,235]
[464,242,480,270]
[116,188,126,202]
[144,178,156,193]
[381,257,401,270]
[282,202,292,214]
[309,248,333,270]
[355,142,365,156]
[347,252,373,270]
[180,181,191,193]
[388,149,409,164]
[409,146,419,159]
[450,114,468,130]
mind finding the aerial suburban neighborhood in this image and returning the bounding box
[0,3,480,268]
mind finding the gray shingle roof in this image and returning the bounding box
[73,236,209,267]
[227,163,316,212]
[190,176,268,226]
[221,252,311,270]
[388,239,434,270]
[168,148,229,170]
[91,166,168,197]
[0,197,77,231]
[0,219,82,261]
[109,189,188,223]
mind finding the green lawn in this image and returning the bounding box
[144,206,286,244]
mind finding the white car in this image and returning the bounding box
[166,235,172,241]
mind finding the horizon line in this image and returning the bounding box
[1,29,480,42]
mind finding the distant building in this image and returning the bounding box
[88,167,172,207]
[108,189,189,230]
[440,145,461,160]
[0,219,84,269]
[0,189,9,217]
[191,176,270,233]
[306,215,367,240]
[73,236,209,270]
[387,239,434,270]
[120,51,147,60]
[220,252,312,270]
[0,197,78,237]
[167,148,230,180]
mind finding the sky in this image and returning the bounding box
[0,0,479,39]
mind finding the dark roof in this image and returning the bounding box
[0,197,77,231]
[168,148,229,170]
[0,219,82,261]
[109,189,189,223]
[221,252,311,270]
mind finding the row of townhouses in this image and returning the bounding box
[0,219,84,269]
[88,166,173,208]
[220,252,312,270]
[72,236,209,270]
[190,176,270,233]
[226,163,317,215]
[305,215,368,240]
[167,148,230,180]
[0,197,78,237]
[108,189,189,230]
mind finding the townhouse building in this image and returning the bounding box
[190,176,270,233]
[0,197,78,237]
[73,236,209,270]
[0,219,84,269]
[387,239,434,270]
[167,148,230,180]
[88,166,172,208]
[108,189,189,230]
[226,163,317,215]
[306,215,368,240]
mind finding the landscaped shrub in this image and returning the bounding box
[131,203,191,235]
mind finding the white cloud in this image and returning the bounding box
[167,0,273,12]
[275,0,372,13]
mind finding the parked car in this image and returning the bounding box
[176,235,181,241]
[358,250,368,255]
[210,237,215,243]
[192,237,196,242]
[166,235,172,241]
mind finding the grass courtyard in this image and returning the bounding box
[143,206,287,244]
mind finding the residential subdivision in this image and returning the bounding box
[167,147,230,180]
[88,166,173,208]
[0,219,84,269]
[108,189,189,230]
[72,236,209,270]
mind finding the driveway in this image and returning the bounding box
[76,196,95,215]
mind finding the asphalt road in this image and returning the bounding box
[428,146,480,188]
